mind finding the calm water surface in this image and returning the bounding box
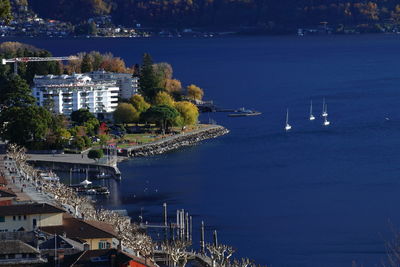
[6,34,400,266]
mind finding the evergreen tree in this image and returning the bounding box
[139,53,160,102]
[141,105,179,134]
[0,75,36,108]
[81,54,93,73]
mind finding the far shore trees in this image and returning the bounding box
[0,0,12,24]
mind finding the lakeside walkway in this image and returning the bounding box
[1,157,54,203]
[26,152,116,166]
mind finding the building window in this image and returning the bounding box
[98,241,108,249]
[0,216,4,222]
[18,215,21,221]
[13,216,15,221]
[23,215,27,220]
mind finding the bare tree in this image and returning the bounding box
[161,240,191,267]
[206,243,235,267]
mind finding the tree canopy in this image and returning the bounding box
[129,94,150,113]
[154,91,175,107]
[0,105,53,147]
[174,101,199,127]
[187,84,204,101]
[88,149,104,161]
[141,105,180,134]
[71,109,97,125]
[113,103,140,124]
[139,53,160,102]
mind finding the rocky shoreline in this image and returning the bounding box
[122,125,229,157]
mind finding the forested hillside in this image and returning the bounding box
[24,0,400,31]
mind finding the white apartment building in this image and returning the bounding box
[86,70,139,100]
[33,74,119,116]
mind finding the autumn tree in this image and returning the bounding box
[129,94,150,113]
[154,91,175,107]
[100,57,127,73]
[0,0,12,24]
[113,103,139,124]
[165,79,183,101]
[174,101,199,127]
[187,84,204,101]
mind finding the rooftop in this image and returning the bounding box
[62,249,155,267]
[0,240,40,255]
[0,203,64,216]
[40,214,117,240]
[0,188,16,198]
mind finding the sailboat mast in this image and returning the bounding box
[286,109,289,124]
[310,100,313,115]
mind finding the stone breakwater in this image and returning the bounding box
[122,125,229,157]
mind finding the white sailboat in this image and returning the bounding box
[322,98,328,117]
[323,116,330,126]
[309,100,315,121]
[285,109,292,131]
[323,105,330,126]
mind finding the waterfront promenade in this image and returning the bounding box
[1,157,54,204]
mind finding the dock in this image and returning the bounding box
[26,153,121,179]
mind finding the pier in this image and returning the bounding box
[26,153,121,179]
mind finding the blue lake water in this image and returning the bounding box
[6,34,400,266]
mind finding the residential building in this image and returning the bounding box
[50,248,156,267]
[40,214,119,250]
[39,234,85,258]
[0,240,46,266]
[0,203,65,232]
[86,70,139,100]
[32,74,119,117]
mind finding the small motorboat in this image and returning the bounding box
[228,107,261,117]
[95,172,112,179]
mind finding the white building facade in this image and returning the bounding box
[86,70,139,100]
[33,74,119,116]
